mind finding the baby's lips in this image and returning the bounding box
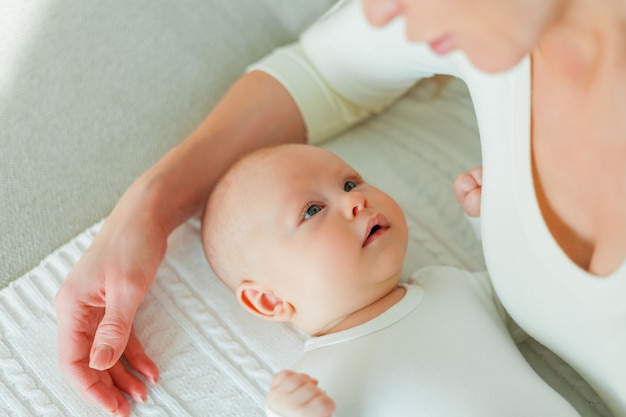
[363,213,390,246]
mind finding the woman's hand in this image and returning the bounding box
[266,370,336,417]
[54,70,307,416]
[55,199,163,416]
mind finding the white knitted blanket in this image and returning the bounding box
[0,79,611,416]
[1,218,305,417]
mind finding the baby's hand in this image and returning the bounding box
[266,370,335,417]
[453,167,482,217]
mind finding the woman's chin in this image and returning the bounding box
[468,50,527,74]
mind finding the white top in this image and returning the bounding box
[267,268,580,417]
[249,1,626,415]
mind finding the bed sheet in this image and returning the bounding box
[0,78,612,416]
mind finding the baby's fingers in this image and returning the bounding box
[271,370,317,389]
[453,167,483,217]
[267,371,335,417]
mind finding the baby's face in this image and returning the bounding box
[243,145,408,334]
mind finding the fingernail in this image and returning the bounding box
[90,345,114,370]
[145,373,158,385]
[132,392,146,404]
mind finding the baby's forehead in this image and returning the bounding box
[225,146,356,222]
[231,145,355,196]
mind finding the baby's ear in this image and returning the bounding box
[236,281,294,322]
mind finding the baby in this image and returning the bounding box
[201,144,579,417]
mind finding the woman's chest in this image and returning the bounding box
[531,70,626,275]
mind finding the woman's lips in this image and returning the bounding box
[428,33,456,55]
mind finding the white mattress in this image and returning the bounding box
[0,78,612,416]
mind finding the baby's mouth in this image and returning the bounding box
[368,225,381,237]
[363,214,390,247]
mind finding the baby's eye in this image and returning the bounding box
[344,180,357,192]
[304,204,323,220]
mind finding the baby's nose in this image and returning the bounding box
[343,192,367,218]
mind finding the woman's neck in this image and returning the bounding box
[535,0,626,83]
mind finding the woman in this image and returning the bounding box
[55,0,626,416]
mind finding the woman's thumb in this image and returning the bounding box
[89,292,140,370]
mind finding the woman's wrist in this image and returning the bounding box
[132,161,207,236]
[123,175,179,238]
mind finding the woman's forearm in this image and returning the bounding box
[132,70,307,234]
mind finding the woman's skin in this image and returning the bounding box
[365,0,626,275]
[55,0,626,415]
[55,71,306,416]
[362,0,563,72]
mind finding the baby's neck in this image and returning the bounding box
[315,286,406,336]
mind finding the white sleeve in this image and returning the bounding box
[464,213,482,240]
[248,0,465,144]
[247,43,375,144]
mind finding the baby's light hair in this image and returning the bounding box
[201,146,278,290]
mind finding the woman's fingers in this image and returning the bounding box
[123,328,160,385]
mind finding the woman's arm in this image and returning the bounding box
[55,1,448,412]
[144,70,308,234]
[54,70,306,417]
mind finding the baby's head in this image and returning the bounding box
[202,144,408,335]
